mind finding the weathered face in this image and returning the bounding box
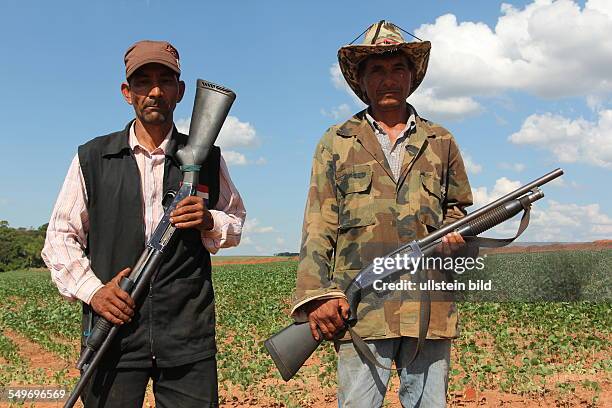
[121,63,185,125]
[359,53,412,111]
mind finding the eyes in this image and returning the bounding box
[130,76,178,92]
[367,64,409,77]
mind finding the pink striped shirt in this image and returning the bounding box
[42,123,246,304]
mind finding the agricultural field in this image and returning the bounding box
[0,251,610,407]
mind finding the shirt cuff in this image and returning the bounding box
[290,291,347,322]
[200,209,240,254]
[201,210,224,237]
[75,274,105,304]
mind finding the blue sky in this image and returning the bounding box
[1,0,611,255]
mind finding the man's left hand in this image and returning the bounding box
[170,196,214,231]
[436,231,465,257]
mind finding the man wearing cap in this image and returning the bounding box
[42,40,245,407]
[292,21,473,407]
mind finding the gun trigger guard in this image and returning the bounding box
[162,190,177,211]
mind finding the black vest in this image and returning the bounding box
[78,122,220,368]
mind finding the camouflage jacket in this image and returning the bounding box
[292,106,473,340]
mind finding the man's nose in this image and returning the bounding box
[148,83,163,97]
[380,74,398,87]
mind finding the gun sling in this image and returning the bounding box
[265,170,562,382]
[346,199,532,371]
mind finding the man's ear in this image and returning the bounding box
[121,82,133,105]
[177,80,186,103]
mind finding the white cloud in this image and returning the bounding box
[331,0,612,119]
[472,177,522,209]
[329,60,482,122]
[321,103,354,121]
[176,115,263,166]
[548,177,580,188]
[222,151,248,166]
[176,115,259,149]
[414,1,612,100]
[409,88,482,121]
[528,200,612,240]
[470,178,612,241]
[509,109,612,168]
[242,218,275,234]
[254,246,268,254]
[461,152,482,175]
[217,116,259,149]
[549,177,565,187]
[330,62,348,91]
[328,62,367,117]
[330,63,365,107]
[276,237,285,246]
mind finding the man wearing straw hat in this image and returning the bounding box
[292,21,473,407]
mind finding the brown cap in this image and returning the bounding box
[124,40,181,79]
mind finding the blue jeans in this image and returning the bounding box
[337,338,450,408]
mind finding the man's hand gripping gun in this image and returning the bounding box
[264,168,564,381]
[63,80,236,408]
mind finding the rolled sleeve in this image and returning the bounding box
[200,154,246,254]
[292,131,343,315]
[41,154,104,303]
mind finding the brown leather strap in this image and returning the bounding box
[347,272,429,371]
[464,206,531,248]
[347,326,394,369]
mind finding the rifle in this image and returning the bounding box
[264,168,564,381]
[63,79,236,408]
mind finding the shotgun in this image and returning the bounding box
[64,79,236,408]
[265,168,564,381]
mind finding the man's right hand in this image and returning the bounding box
[304,298,350,341]
[90,268,135,325]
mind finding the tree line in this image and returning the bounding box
[0,221,47,271]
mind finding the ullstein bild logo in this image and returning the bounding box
[372,278,492,292]
[372,254,486,275]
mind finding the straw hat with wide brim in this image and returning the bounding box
[338,20,431,104]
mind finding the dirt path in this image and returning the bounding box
[0,330,80,407]
[2,329,77,378]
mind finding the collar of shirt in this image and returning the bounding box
[365,107,417,147]
[128,121,173,155]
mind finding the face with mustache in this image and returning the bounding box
[121,63,185,126]
[359,53,413,113]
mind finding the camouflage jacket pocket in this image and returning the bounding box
[336,164,375,229]
[418,171,444,228]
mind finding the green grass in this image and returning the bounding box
[211,255,296,262]
[459,249,612,302]
[0,251,610,406]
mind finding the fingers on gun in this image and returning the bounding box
[172,212,204,229]
[101,288,134,325]
[441,232,465,256]
[171,203,206,229]
[309,301,346,341]
[318,316,339,341]
[309,320,321,341]
[338,299,350,320]
[97,268,135,325]
[311,316,334,341]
